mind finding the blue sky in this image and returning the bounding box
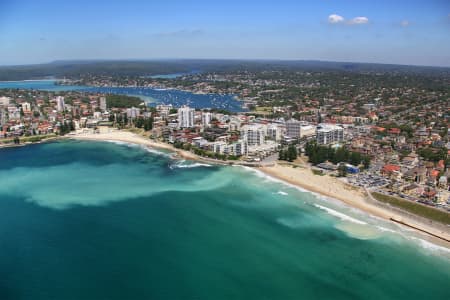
[0,0,449,66]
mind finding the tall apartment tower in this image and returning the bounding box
[178,106,195,128]
[56,96,65,112]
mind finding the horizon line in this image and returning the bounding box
[1,58,450,69]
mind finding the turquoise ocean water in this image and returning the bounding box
[0,140,449,299]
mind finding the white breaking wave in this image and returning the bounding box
[314,204,367,225]
[375,226,398,234]
[213,166,450,257]
[277,191,288,196]
[409,237,450,255]
[170,162,212,169]
[238,166,310,192]
[102,140,175,158]
[104,140,139,147]
[143,147,174,158]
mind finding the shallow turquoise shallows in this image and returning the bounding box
[0,140,449,300]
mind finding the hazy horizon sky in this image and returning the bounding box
[0,0,449,67]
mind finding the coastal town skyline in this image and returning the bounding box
[1,1,450,299]
[1,0,449,66]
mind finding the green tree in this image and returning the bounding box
[144,118,153,131]
[287,145,298,162]
[278,149,286,160]
[338,164,347,177]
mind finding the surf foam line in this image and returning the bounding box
[101,139,175,158]
[170,162,212,169]
[314,204,367,225]
[236,165,450,257]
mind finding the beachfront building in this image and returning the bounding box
[224,139,248,156]
[56,96,65,112]
[316,124,344,145]
[240,124,266,146]
[267,124,284,142]
[286,119,315,139]
[211,139,248,156]
[211,141,227,154]
[178,106,195,128]
[247,140,278,158]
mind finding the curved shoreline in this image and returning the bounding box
[258,164,450,247]
[68,130,450,248]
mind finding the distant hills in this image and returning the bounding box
[0,59,449,81]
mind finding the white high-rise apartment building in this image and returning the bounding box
[201,112,212,126]
[240,124,266,146]
[286,119,316,139]
[56,96,65,112]
[316,124,344,145]
[178,106,195,128]
[99,97,107,111]
[266,124,284,142]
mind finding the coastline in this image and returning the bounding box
[0,135,61,149]
[68,130,450,248]
[259,164,450,246]
[67,130,200,161]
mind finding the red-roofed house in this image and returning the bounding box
[381,164,401,180]
[388,128,401,135]
[372,126,386,132]
[430,169,440,178]
[382,164,400,173]
[423,189,436,199]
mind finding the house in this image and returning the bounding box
[438,176,448,189]
[381,164,401,180]
[388,128,401,135]
[381,164,400,174]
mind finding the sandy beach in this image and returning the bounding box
[70,130,199,160]
[70,130,450,247]
[260,164,450,245]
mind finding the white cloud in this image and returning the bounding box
[328,14,345,24]
[348,16,369,25]
[400,20,410,27]
[328,14,369,26]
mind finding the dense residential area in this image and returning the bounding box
[1,67,449,214]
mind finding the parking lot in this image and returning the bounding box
[347,173,389,188]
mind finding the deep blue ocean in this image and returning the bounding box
[0,80,244,112]
[0,140,449,299]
